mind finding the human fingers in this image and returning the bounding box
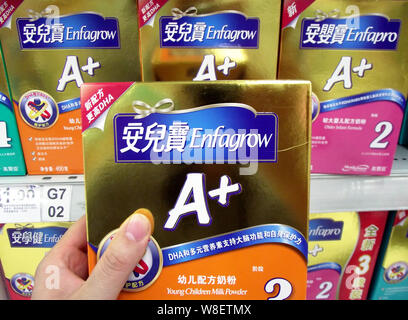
[73,211,152,299]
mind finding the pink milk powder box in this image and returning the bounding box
[279,0,408,175]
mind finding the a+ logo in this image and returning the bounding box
[352,58,372,77]
[217,56,237,76]
[208,175,241,206]
[81,57,101,76]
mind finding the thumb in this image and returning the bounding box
[77,212,152,300]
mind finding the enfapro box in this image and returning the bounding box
[0,0,141,174]
[279,0,408,175]
[307,211,388,300]
[138,0,281,81]
[82,80,311,300]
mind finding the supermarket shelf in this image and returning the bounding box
[0,146,407,222]
[310,145,408,213]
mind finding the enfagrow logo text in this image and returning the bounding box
[160,11,259,48]
[114,106,277,164]
[17,13,119,49]
[301,15,400,50]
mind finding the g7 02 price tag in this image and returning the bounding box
[0,185,41,222]
[41,185,72,222]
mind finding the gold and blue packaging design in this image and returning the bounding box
[82,80,311,300]
[138,0,281,81]
[0,40,26,176]
[279,0,408,175]
[369,210,408,300]
[0,0,141,175]
[307,211,388,300]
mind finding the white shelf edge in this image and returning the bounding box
[310,145,408,213]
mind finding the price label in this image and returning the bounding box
[0,185,41,222]
[41,185,72,222]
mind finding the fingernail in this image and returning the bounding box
[125,214,150,242]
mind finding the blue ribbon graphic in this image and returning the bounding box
[162,224,307,266]
[58,97,81,114]
[308,262,342,274]
[0,91,13,112]
[320,89,406,114]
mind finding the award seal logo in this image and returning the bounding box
[19,90,59,129]
[11,273,35,297]
[97,230,163,292]
[384,261,408,283]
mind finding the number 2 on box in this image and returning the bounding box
[264,278,293,300]
[370,121,392,149]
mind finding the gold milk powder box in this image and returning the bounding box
[0,40,26,175]
[0,0,141,174]
[138,0,281,81]
[82,80,311,300]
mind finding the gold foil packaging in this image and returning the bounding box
[138,0,281,81]
[0,0,141,174]
[83,80,311,299]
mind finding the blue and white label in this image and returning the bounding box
[160,11,259,48]
[163,224,308,266]
[114,104,278,164]
[7,226,67,248]
[300,15,401,50]
[17,13,120,49]
[309,219,344,241]
[308,262,342,274]
[320,89,406,114]
[58,97,81,114]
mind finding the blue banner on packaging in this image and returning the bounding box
[320,89,406,114]
[309,218,344,241]
[300,15,400,50]
[162,224,307,266]
[114,104,278,164]
[7,226,68,248]
[58,97,81,114]
[308,262,342,274]
[160,11,259,48]
[0,91,13,112]
[17,13,120,49]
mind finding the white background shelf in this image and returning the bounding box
[310,145,408,213]
[0,145,407,223]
